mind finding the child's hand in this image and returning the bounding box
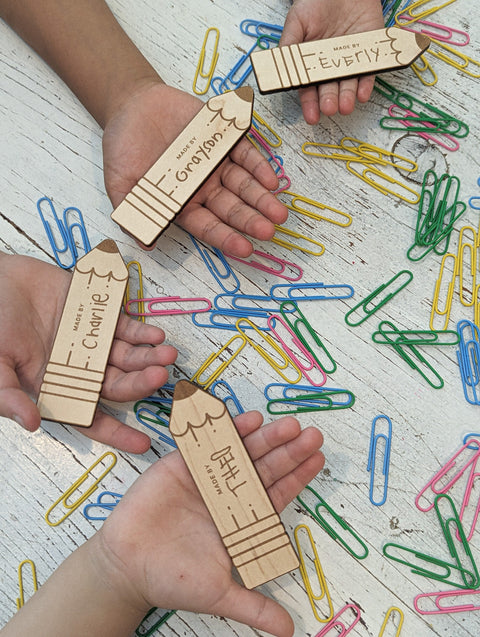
[102,82,288,258]
[97,411,325,637]
[282,0,385,124]
[0,252,177,453]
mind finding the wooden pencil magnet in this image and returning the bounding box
[37,239,128,427]
[111,87,254,247]
[169,380,299,589]
[251,27,430,94]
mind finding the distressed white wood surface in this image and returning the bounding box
[1,1,480,635]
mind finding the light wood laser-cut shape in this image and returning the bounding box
[111,87,254,247]
[169,380,299,589]
[37,239,128,427]
[251,27,430,94]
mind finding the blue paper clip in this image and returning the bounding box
[210,379,245,416]
[270,282,354,302]
[135,408,176,448]
[190,235,240,293]
[367,415,392,506]
[83,491,123,521]
[469,177,480,210]
[192,308,272,331]
[456,319,480,404]
[214,292,295,314]
[36,196,73,268]
[240,19,283,40]
[463,432,480,451]
[62,205,91,260]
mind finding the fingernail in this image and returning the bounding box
[13,414,26,429]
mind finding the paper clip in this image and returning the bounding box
[251,110,282,148]
[135,407,176,447]
[45,451,117,526]
[367,415,392,506]
[268,315,327,386]
[457,454,480,541]
[265,382,351,403]
[126,296,212,317]
[314,603,361,637]
[414,588,480,615]
[240,19,283,40]
[428,39,480,79]
[345,270,413,327]
[272,225,325,256]
[341,136,418,172]
[270,282,354,302]
[411,53,438,86]
[399,0,457,24]
[190,235,240,294]
[193,27,220,95]
[210,379,245,416]
[190,333,247,388]
[346,161,420,204]
[457,226,476,306]
[247,128,290,193]
[224,249,303,281]
[457,340,480,405]
[16,559,38,609]
[62,206,91,260]
[124,261,145,322]
[382,542,476,589]
[372,328,459,346]
[378,606,404,636]
[36,196,75,269]
[134,394,173,417]
[297,485,369,559]
[278,190,352,228]
[381,105,459,151]
[83,491,123,521]
[280,301,337,374]
[294,524,334,623]
[399,16,470,45]
[463,432,480,450]
[266,390,355,414]
[236,318,302,384]
[430,253,457,331]
[192,308,272,331]
[214,291,290,314]
[135,607,177,636]
[415,437,480,512]
[469,177,480,210]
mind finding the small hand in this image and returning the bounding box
[103,82,288,257]
[282,0,385,124]
[0,252,177,453]
[98,411,325,636]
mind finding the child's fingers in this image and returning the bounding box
[229,137,280,192]
[108,338,177,372]
[268,451,326,512]
[115,314,167,344]
[0,361,41,431]
[75,408,151,454]
[101,364,171,402]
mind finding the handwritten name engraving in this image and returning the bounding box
[82,293,110,350]
[311,46,382,72]
[211,446,247,497]
[175,132,224,183]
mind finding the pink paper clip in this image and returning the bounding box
[414,589,480,615]
[125,296,212,317]
[415,438,480,512]
[458,454,480,541]
[314,603,361,636]
[387,104,460,152]
[399,15,470,46]
[268,315,327,387]
[224,249,303,281]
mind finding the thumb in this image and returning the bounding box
[213,581,294,637]
[0,361,41,431]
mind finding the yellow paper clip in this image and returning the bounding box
[428,38,480,79]
[16,559,38,609]
[430,253,457,330]
[236,317,302,383]
[400,0,457,24]
[475,284,480,328]
[301,140,370,163]
[378,606,404,636]
[190,333,247,388]
[45,451,117,527]
[251,110,282,148]
[192,27,220,95]
[272,225,325,256]
[411,54,438,86]
[346,162,420,204]
[294,524,334,623]
[341,137,418,173]
[457,226,477,307]
[279,190,352,227]
[124,260,145,322]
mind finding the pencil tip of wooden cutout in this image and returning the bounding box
[235,86,254,103]
[96,238,119,254]
[415,32,431,53]
[174,379,199,400]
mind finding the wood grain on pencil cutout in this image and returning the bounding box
[111,87,254,247]
[37,240,128,427]
[169,380,299,589]
[251,27,430,94]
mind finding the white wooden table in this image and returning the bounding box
[1,1,480,635]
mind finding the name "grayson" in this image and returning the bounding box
[175,133,223,182]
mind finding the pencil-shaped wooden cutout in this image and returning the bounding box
[37,240,128,427]
[111,87,254,246]
[251,27,430,94]
[170,380,299,589]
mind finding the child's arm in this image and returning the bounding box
[0,0,287,256]
[1,412,325,637]
[282,0,385,124]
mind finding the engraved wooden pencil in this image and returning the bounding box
[251,27,430,94]
[111,87,254,247]
[169,380,299,589]
[37,239,128,427]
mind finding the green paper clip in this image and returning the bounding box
[297,485,368,559]
[372,328,460,346]
[344,270,413,327]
